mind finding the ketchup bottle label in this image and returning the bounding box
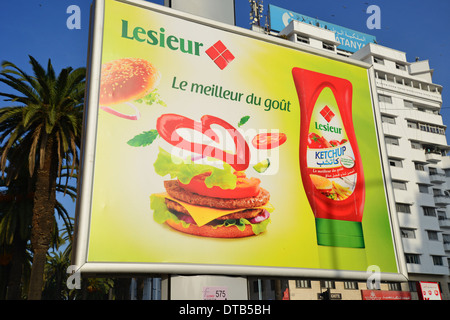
[306,87,357,201]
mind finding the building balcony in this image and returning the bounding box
[375,77,442,103]
[429,173,446,184]
[444,242,450,252]
[426,152,442,163]
[434,195,450,206]
[439,218,450,229]
[406,129,449,151]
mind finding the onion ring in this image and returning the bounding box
[100,102,141,120]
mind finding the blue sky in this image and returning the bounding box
[1,0,449,215]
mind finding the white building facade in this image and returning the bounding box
[275,19,450,300]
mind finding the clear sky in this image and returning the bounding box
[1,0,449,215]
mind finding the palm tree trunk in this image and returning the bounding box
[6,238,27,299]
[27,137,57,300]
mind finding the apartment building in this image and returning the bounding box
[351,43,449,299]
[274,19,450,300]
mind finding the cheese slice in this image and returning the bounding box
[153,193,274,227]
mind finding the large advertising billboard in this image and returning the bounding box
[74,0,406,281]
[268,4,376,53]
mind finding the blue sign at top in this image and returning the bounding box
[268,5,376,53]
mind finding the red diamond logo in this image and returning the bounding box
[206,41,235,70]
[320,106,335,122]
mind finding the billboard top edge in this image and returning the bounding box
[110,0,371,69]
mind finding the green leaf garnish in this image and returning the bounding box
[127,130,159,147]
[238,115,250,127]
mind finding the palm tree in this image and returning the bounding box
[0,162,78,299]
[0,144,34,299]
[0,55,85,299]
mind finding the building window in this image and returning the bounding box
[395,63,406,71]
[381,114,396,124]
[432,255,443,266]
[408,282,417,292]
[388,282,401,291]
[385,136,399,146]
[320,280,335,289]
[405,254,420,264]
[373,56,384,65]
[389,158,403,168]
[419,123,446,135]
[407,121,418,129]
[432,188,442,196]
[295,279,311,288]
[404,100,414,108]
[410,141,422,150]
[427,230,439,241]
[414,162,425,171]
[392,180,407,190]
[378,94,392,103]
[418,184,429,193]
[343,281,358,290]
[423,206,436,217]
[438,211,448,221]
[400,228,416,239]
[322,42,334,51]
[296,35,309,44]
[396,203,411,213]
[443,234,450,244]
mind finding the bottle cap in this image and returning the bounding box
[315,218,365,248]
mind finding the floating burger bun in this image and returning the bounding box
[99,58,161,119]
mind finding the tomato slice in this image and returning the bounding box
[179,172,261,199]
[252,133,287,149]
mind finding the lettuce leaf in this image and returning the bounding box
[151,194,190,228]
[153,147,237,189]
[215,217,271,235]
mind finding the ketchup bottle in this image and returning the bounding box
[292,68,365,248]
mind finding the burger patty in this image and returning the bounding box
[165,198,264,220]
[164,180,270,209]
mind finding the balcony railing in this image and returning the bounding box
[438,218,450,229]
[426,152,442,163]
[429,173,446,184]
[434,195,450,206]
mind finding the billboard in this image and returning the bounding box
[73,0,406,281]
[268,4,376,53]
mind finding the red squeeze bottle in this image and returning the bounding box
[292,68,365,248]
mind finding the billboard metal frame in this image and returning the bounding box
[72,0,408,282]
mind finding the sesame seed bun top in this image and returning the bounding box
[99,58,161,106]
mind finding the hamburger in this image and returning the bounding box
[150,148,273,238]
[99,58,161,119]
[310,174,334,199]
